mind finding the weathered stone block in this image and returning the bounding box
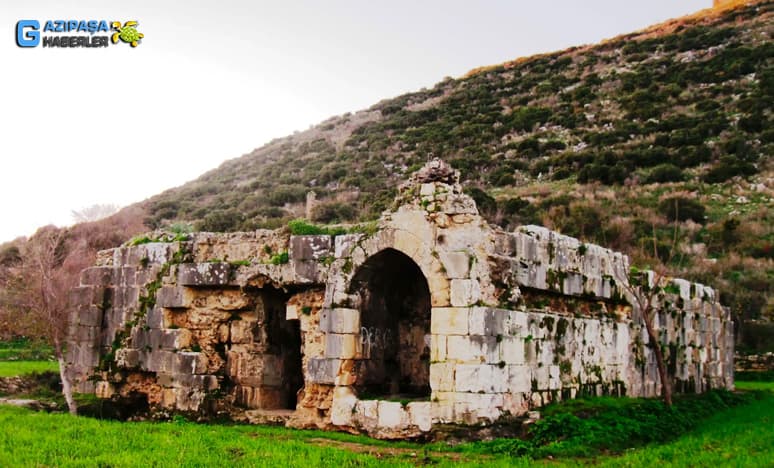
[377,401,408,429]
[407,401,432,431]
[307,358,342,384]
[177,263,233,286]
[320,308,360,334]
[431,307,469,335]
[330,386,358,427]
[446,335,498,363]
[325,333,359,359]
[455,364,508,393]
[334,234,363,258]
[76,305,104,327]
[507,365,531,393]
[354,399,378,431]
[286,304,298,320]
[430,335,447,361]
[80,267,114,287]
[450,279,481,307]
[429,362,455,391]
[499,336,525,364]
[439,251,471,279]
[290,235,332,261]
[115,348,140,369]
[156,286,192,308]
[453,393,503,423]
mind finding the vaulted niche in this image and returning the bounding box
[349,249,432,398]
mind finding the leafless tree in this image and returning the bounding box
[7,227,90,414]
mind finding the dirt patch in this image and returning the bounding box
[305,437,473,464]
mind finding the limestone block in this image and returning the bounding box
[289,235,332,261]
[450,279,481,307]
[80,267,114,287]
[493,232,516,256]
[377,401,409,429]
[499,336,525,364]
[447,335,498,363]
[177,263,233,286]
[76,305,104,327]
[324,333,359,359]
[115,348,140,369]
[156,286,192,308]
[453,393,503,423]
[672,278,692,301]
[146,306,164,329]
[502,393,528,416]
[354,399,379,432]
[330,387,358,427]
[469,307,517,336]
[429,362,455,392]
[307,358,342,384]
[507,365,531,393]
[176,352,206,375]
[320,308,360,334]
[430,392,456,422]
[431,308,469,335]
[286,304,298,320]
[439,251,471,279]
[455,364,508,393]
[334,234,364,258]
[407,401,432,432]
[293,260,322,283]
[430,335,447,361]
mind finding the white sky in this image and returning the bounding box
[0,0,709,243]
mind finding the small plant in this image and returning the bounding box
[269,252,289,265]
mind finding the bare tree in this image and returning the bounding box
[618,266,674,406]
[71,203,120,224]
[19,226,90,414]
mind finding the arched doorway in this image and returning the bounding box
[349,248,432,398]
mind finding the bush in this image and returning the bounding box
[645,164,686,183]
[658,197,706,223]
[199,209,243,232]
[311,202,356,224]
[703,156,758,183]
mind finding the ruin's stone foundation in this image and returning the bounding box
[67,160,734,439]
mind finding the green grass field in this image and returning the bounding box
[0,360,58,377]
[1,344,771,468]
[0,384,770,467]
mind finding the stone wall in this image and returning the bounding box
[67,159,733,439]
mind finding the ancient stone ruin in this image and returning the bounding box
[67,159,734,438]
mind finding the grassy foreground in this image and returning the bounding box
[0,385,771,467]
[0,360,58,377]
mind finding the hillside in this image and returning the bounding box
[1,1,771,349]
[141,0,772,339]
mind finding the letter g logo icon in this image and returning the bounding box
[16,20,40,47]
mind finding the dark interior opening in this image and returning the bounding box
[262,287,304,410]
[349,248,432,399]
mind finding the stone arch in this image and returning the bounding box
[347,248,432,397]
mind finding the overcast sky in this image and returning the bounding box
[0,0,710,243]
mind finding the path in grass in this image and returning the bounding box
[0,360,58,377]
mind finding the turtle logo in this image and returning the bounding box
[111,21,143,47]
